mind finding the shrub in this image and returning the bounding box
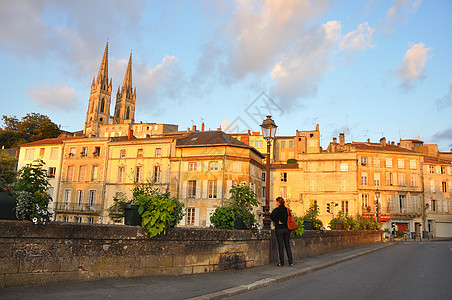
[135,183,184,238]
[9,158,53,224]
[293,216,304,236]
[210,182,259,233]
[302,203,323,230]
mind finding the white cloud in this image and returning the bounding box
[0,0,145,78]
[132,56,186,107]
[339,23,374,52]
[397,42,431,91]
[385,0,423,32]
[196,0,331,81]
[270,20,341,106]
[436,77,452,109]
[196,0,336,107]
[27,85,80,111]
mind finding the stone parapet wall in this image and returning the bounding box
[0,220,382,288]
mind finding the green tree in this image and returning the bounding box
[0,151,16,190]
[9,158,52,224]
[0,113,60,148]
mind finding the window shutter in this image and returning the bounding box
[202,180,208,198]
[197,162,202,172]
[180,208,186,226]
[194,208,200,226]
[206,208,215,227]
[182,181,187,198]
[218,180,223,199]
[226,180,232,198]
[196,181,201,199]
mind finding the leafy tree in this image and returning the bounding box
[0,151,16,190]
[0,113,60,148]
[9,158,53,224]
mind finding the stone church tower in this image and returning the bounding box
[114,53,136,124]
[84,43,137,137]
[84,42,112,137]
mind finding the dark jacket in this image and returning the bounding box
[270,205,288,230]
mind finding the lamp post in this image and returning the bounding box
[261,115,277,230]
[375,190,380,222]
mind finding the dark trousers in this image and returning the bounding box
[275,228,293,265]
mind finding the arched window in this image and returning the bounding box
[100,98,105,113]
[126,106,130,119]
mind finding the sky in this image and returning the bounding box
[1,0,451,151]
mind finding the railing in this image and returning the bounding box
[53,202,103,213]
[389,207,422,215]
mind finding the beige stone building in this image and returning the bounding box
[170,131,265,227]
[55,137,110,223]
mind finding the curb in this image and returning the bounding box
[189,243,396,300]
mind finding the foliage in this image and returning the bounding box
[210,182,259,233]
[329,212,382,231]
[117,180,185,238]
[107,192,130,219]
[0,151,16,190]
[209,206,235,230]
[394,230,405,238]
[302,203,323,230]
[292,216,305,236]
[0,113,60,148]
[9,159,53,224]
[286,158,298,164]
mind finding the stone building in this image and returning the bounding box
[170,130,265,227]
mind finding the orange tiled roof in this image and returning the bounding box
[352,142,419,154]
[19,136,84,147]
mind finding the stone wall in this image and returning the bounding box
[0,220,382,288]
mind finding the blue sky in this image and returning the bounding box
[1,0,451,151]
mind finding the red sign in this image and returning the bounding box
[379,214,391,221]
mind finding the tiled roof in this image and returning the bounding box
[176,131,265,157]
[424,156,451,164]
[19,136,83,147]
[352,142,419,154]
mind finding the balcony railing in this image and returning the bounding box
[389,207,422,215]
[53,202,102,213]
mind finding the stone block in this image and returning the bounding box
[0,257,19,273]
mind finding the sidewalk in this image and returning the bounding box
[1,242,395,300]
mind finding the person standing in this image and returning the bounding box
[270,196,293,267]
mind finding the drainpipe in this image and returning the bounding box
[54,142,66,221]
[101,140,110,224]
[222,146,226,207]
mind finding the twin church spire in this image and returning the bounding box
[84,42,136,137]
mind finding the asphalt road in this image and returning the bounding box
[229,241,452,300]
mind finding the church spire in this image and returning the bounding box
[122,53,133,95]
[97,42,109,85]
[114,52,136,124]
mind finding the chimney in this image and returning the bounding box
[339,133,345,146]
[128,129,133,140]
[391,141,395,145]
[333,137,337,143]
[367,138,370,143]
[201,122,205,132]
[187,128,190,132]
[192,125,197,132]
[316,124,319,131]
[380,137,386,146]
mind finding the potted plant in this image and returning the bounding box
[210,182,259,233]
[302,203,323,230]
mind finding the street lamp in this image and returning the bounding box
[261,115,278,230]
[375,190,380,222]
